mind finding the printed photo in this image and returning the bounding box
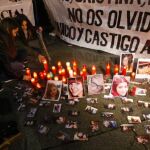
[135,88,147,96]
[90,120,99,132]
[37,124,49,135]
[42,80,62,101]
[143,114,150,121]
[56,131,71,142]
[68,110,80,116]
[65,121,78,129]
[68,77,84,99]
[145,125,150,134]
[136,135,150,144]
[53,104,62,113]
[87,74,105,95]
[127,116,141,124]
[85,105,98,114]
[103,120,117,128]
[137,100,145,107]
[86,98,98,104]
[73,132,88,141]
[136,59,150,79]
[110,75,130,97]
[53,116,66,124]
[104,104,116,110]
[120,53,134,72]
[121,97,133,103]
[121,107,133,113]
[101,112,114,119]
[120,124,134,132]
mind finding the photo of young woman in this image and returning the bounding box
[68,77,84,99]
[120,53,134,72]
[43,80,62,101]
[110,75,129,97]
[87,74,104,95]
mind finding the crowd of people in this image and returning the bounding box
[0,13,46,82]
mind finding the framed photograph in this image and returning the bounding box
[120,53,134,72]
[110,75,130,97]
[42,80,62,101]
[136,58,150,79]
[68,77,84,99]
[87,74,105,95]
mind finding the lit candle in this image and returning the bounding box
[31,78,36,85]
[82,65,87,80]
[122,66,127,76]
[36,83,42,89]
[39,72,44,80]
[62,76,67,83]
[26,68,31,76]
[69,69,74,78]
[54,76,59,81]
[42,59,48,72]
[47,73,51,80]
[66,62,70,67]
[57,61,62,69]
[67,66,71,71]
[52,66,56,74]
[114,65,119,75]
[106,63,110,75]
[43,70,47,78]
[61,68,66,76]
[73,61,77,72]
[80,71,83,76]
[33,72,38,80]
[130,72,135,81]
[58,69,62,76]
[73,71,77,77]
[92,65,96,75]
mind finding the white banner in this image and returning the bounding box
[0,0,35,25]
[44,0,150,58]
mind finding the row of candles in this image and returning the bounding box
[26,59,136,88]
